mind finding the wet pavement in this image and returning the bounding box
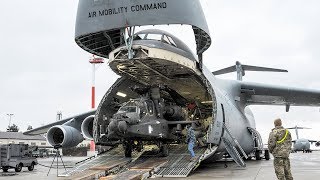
[0,151,320,179]
[161,151,320,179]
[0,156,88,180]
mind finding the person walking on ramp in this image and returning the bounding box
[186,125,196,161]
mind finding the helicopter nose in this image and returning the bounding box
[108,120,118,132]
[107,119,128,138]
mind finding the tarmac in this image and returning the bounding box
[167,151,320,180]
[0,151,319,180]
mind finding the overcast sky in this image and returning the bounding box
[0,0,319,145]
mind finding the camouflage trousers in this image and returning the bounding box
[273,157,293,180]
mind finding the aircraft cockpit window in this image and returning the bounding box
[167,36,177,47]
[136,33,177,47]
[163,35,177,47]
[162,35,171,45]
[133,33,146,40]
[119,106,137,113]
[146,34,162,41]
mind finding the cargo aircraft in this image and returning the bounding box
[24,0,320,167]
[289,126,319,153]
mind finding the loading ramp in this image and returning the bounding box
[60,144,213,179]
[154,144,207,177]
[59,146,137,179]
[103,144,209,179]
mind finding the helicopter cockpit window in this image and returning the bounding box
[145,100,154,115]
[139,104,147,118]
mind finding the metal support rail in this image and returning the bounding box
[223,123,248,159]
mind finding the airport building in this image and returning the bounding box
[0,131,48,147]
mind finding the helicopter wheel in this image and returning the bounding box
[124,140,133,157]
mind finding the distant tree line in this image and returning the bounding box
[7,124,19,132]
[5,124,33,132]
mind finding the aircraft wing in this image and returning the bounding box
[23,110,96,135]
[308,140,318,143]
[240,82,320,109]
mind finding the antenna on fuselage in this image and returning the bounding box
[212,61,288,81]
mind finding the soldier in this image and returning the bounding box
[186,125,196,161]
[268,118,293,180]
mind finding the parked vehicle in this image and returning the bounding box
[32,148,48,158]
[0,144,38,172]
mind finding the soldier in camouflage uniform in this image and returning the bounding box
[268,118,293,180]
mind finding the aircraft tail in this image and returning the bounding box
[212,61,288,81]
[287,126,311,139]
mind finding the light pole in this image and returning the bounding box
[89,56,104,154]
[89,56,104,109]
[7,113,14,128]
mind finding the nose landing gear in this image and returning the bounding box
[123,140,133,157]
[158,142,169,157]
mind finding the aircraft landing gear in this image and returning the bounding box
[224,153,228,168]
[123,140,133,157]
[158,142,169,157]
[264,149,270,160]
[255,150,262,160]
[136,140,143,152]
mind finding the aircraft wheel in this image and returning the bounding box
[124,141,132,158]
[161,144,169,157]
[15,163,22,172]
[255,150,262,160]
[2,167,8,172]
[136,141,143,152]
[28,163,34,171]
[264,150,270,160]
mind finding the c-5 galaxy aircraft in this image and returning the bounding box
[289,126,319,153]
[24,0,320,169]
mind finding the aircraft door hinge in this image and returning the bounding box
[122,26,135,59]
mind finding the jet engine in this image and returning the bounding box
[81,115,94,140]
[47,125,84,148]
